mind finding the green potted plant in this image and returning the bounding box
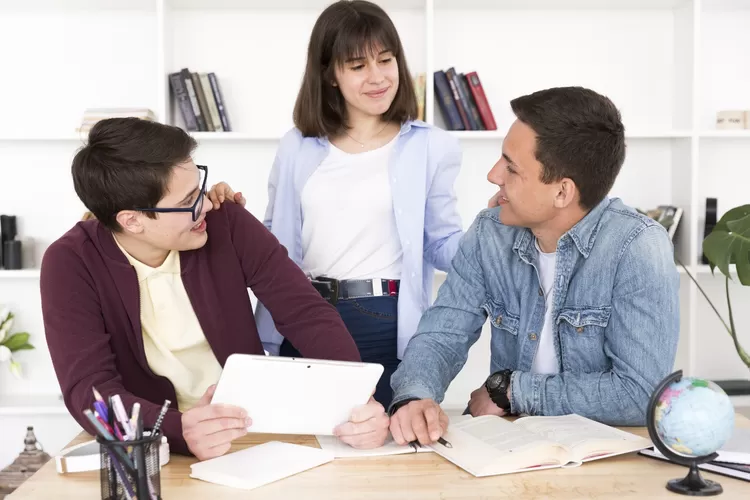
[652,205,750,373]
[0,307,35,378]
[697,205,750,371]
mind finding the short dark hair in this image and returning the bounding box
[71,118,197,231]
[293,0,418,137]
[510,86,626,210]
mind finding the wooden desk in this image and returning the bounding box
[9,415,750,499]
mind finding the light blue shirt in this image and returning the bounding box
[255,120,464,358]
[391,198,680,425]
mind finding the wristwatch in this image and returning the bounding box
[484,369,513,412]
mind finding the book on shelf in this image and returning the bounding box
[77,108,156,134]
[434,68,496,131]
[413,72,426,122]
[169,68,231,133]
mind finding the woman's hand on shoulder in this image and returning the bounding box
[207,182,246,210]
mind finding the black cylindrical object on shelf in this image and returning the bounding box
[3,240,22,270]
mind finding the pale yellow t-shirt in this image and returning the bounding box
[115,238,223,412]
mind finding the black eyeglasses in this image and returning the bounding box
[135,165,208,222]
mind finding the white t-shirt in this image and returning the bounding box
[531,239,560,374]
[300,136,402,280]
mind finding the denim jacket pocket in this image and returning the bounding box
[483,298,520,336]
[557,306,612,372]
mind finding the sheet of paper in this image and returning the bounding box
[316,435,432,458]
[189,441,333,490]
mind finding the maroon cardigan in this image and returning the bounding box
[40,202,360,455]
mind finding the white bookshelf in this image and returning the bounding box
[1,0,749,422]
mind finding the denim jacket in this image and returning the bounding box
[255,120,464,358]
[391,197,680,426]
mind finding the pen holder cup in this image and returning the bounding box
[97,432,162,500]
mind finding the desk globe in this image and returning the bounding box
[646,370,735,496]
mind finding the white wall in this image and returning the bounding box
[2,0,750,468]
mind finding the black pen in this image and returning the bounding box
[409,437,452,450]
[437,437,453,448]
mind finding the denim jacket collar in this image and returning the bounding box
[513,197,612,263]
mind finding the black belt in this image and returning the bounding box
[310,277,400,305]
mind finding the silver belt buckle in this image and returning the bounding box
[371,278,383,297]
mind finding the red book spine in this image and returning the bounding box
[465,71,497,130]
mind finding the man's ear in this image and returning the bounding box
[554,178,578,209]
[115,210,145,235]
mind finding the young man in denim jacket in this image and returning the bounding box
[388,87,679,446]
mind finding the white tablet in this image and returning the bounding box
[210,353,384,436]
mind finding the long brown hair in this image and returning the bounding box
[293,0,417,138]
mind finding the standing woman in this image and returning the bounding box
[209,0,463,410]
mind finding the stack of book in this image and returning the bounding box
[169,68,231,132]
[77,108,156,134]
[434,68,496,131]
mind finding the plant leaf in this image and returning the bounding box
[12,343,34,351]
[703,207,750,286]
[2,332,30,351]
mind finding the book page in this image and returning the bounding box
[515,414,651,462]
[431,416,569,477]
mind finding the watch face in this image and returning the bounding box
[486,373,504,390]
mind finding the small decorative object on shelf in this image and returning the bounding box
[169,67,231,133]
[715,110,746,130]
[0,306,35,378]
[433,67,496,131]
[0,426,52,500]
[0,215,22,270]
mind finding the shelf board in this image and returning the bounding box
[0,269,41,279]
[167,0,424,10]
[1,0,154,11]
[448,130,691,140]
[188,132,282,141]
[694,264,738,275]
[0,134,86,142]
[0,394,68,416]
[700,130,750,138]
[434,0,692,9]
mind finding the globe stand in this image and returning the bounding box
[666,462,722,496]
[646,370,723,497]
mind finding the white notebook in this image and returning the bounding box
[189,441,334,490]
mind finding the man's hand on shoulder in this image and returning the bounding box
[333,397,390,449]
[207,182,246,210]
[389,399,448,446]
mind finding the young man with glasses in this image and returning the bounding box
[40,118,390,461]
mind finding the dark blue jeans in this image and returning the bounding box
[280,296,400,409]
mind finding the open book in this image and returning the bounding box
[433,413,652,477]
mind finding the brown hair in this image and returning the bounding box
[71,117,197,231]
[510,86,626,210]
[293,0,417,137]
